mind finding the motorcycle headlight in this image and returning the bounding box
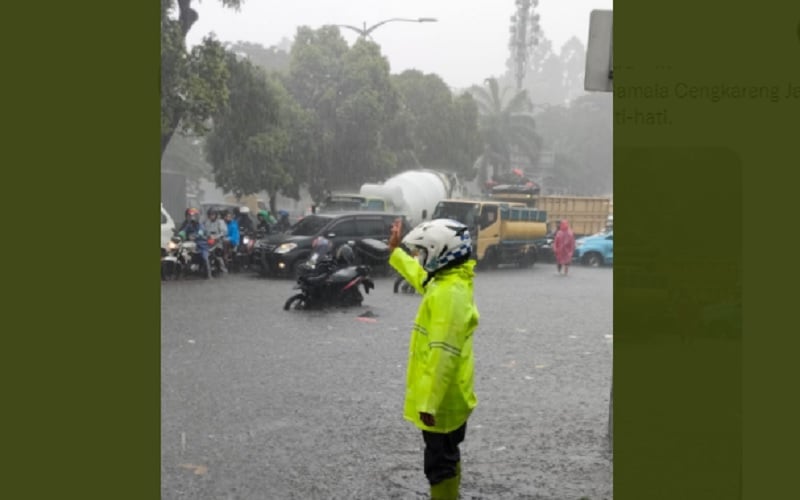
[242,236,251,245]
[167,241,178,250]
[274,243,297,254]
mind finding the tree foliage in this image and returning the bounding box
[205,53,313,212]
[160,0,244,157]
[285,26,400,201]
[469,78,541,183]
[390,70,482,180]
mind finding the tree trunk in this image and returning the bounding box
[177,0,199,36]
[268,189,278,215]
[160,0,199,159]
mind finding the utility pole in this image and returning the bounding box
[508,0,541,91]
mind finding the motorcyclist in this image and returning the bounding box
[176,208,212,279]
[203,208,228,273]
[257,209,277,234]
[223,210,240,266]
[237,206,255,233]
[204,208,228,240]
[275,210,291,232]
[307,236,337,276]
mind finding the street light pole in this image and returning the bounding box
[335,17,437,39]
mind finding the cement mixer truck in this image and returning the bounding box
[358,169,457,226]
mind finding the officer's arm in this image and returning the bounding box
[389,248,427,295]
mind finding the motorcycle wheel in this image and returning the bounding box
[284,293,308,311]
[161,261,176,281]
[393,276,415,294]
[341,288,363,307]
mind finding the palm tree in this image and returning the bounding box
[469,77,541,185]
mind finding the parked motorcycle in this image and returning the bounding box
[283,252,375,310]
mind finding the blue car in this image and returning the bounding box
[574,230,613,267]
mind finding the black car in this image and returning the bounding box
[255,211,409,278]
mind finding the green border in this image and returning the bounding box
[615,1,800,498]
[4,3,157,499]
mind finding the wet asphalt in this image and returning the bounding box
[161,262,613,500]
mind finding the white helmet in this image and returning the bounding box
[239,206,251,214]
[401,218,472,273]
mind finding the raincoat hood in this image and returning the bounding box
[560,220,570,232]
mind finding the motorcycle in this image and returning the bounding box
[160,235,201,280]
[231,230,257,272]
[283,251,375,310]
[161,232,222,280]
[206,236,227,277]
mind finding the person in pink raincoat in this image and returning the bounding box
[553,219,576,276]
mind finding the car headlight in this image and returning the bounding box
[274,243,297,254]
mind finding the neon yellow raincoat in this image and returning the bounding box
[389,248,479,433]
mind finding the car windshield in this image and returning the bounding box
[289,215,332,236]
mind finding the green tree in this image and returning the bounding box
[469,77,541,183]
[285,26,399,201]
[160,0,243,157]
[390,70,482,179]
[205,53,312,213]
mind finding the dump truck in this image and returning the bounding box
[488,185,611,237]
[432,199,547,268]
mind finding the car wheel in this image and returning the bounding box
[583,252,604,267]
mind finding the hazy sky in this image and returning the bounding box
[185,0,612,89]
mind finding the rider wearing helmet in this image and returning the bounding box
[257,209,277,233]
[204,208,228,241]
[311,236,332,259]
[177,208,213,279]
[276,209,291,232]
[177,208,203,239]
[204,208,228,274]
[237,206,255,233]
[387,218,479,500]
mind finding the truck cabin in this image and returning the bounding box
[433,200,532,236]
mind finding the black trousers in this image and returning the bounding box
[422,422,467,485]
